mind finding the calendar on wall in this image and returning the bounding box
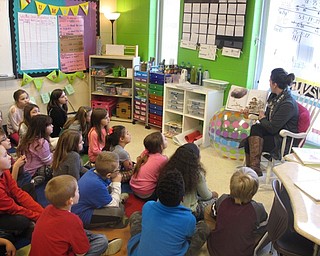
[182,0,247,50]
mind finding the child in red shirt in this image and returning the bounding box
[0,145,43,246]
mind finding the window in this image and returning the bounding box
[157,0,181,65]
[255,0,320,90]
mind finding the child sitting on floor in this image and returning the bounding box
[88,108,109,163]
[7,89,30,144]
[30,175,122,256]
[130,132,168,201]
[52,129,87,180]
[72,151,126,229]
[104,125,133,183]
[206,167,268,256]
[127,168,210,256]
[63,106,92,154]
[0,145,43,249]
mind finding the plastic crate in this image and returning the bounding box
[91,98,117,117]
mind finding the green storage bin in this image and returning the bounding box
[135,82,147,89]
[149,89,163,96]
[149,83,164,91]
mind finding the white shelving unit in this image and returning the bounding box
[89,55,140,122]
[162,83,224,147]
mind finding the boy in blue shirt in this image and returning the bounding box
[127,168,210,256]
[72,151,125,228]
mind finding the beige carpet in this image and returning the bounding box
[91,121,274,256]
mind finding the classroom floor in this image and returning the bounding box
[91,121,275,256]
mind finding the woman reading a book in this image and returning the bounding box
[239,68,299,176]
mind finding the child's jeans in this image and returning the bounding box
[85,230,108,256]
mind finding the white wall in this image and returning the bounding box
[0,77,90,125]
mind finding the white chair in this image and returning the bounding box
[248,92,320,187]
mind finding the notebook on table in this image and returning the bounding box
[294,180,320,202]
[292,147,320,165]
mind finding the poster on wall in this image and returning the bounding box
[181,0,247,50]
[59,15,85,72]
[18,13,59,71]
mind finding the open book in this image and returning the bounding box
[292,147,320,165]
[225,85,268,114]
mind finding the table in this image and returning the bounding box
[273,162,320,256]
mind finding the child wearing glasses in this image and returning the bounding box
[72,151,126,229]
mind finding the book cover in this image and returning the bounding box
[292,147,320,165]
[225,85,268,114]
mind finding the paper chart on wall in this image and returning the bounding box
[182,1,247,50]
[18,13,59,71]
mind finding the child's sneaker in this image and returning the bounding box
[103,238,123,255]
[31,176,45,186]
[120,193,129,203]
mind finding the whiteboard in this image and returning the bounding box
[0,0,14,77]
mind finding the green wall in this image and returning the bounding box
[178,1,262,94]
[116,0,157,61]
[116,0,263,97]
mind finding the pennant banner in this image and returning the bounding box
[33,78,44,91]
[75,71,85,79]
[20,0,31,10]
[48,5,59,15]
[80,2,89,15]
[67,73,76,84]
[70,5,79,16]
[60,6,70,16]
[35,1,47,15]
[21,73,34,86]
[46,70,57,82]
[56,70,66,83]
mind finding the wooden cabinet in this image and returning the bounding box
[89,55,140,122]
[162,84,224,147]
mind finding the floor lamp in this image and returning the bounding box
[104,12,120,44]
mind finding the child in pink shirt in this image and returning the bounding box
[130,132,168,201]
[88,108,109,163]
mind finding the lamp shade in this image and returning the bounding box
[104,12,120,21]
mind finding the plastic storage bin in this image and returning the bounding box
[168,89,184,101]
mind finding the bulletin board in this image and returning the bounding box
[182,0,247,49]
[11,0,98,76]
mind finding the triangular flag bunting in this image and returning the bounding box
[56,70,66,82]
[33,78,44,91]
[21,73,34,86]
[67,73,77,84]
[48,5,59,15]
[46,70,57,82]
[70,5,80,16]
[20,0,31,10]
[35,1,47,15]
[75,71,85,79]
[60,6,70,16]
[79,2,89,15]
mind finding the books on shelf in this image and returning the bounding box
[294,180,320,201]
[292,147,320,165]
[225,85,268,115]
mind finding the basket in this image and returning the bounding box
[116,87,132,96]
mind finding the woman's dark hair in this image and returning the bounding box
[133,132,164,177]
[23,103,39,127]
[47,89,68,114]
[90,108,108,144]
[270,68,295,90]
[159,143,204,193]
[17,114,52,157]
[104,125,126,151]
